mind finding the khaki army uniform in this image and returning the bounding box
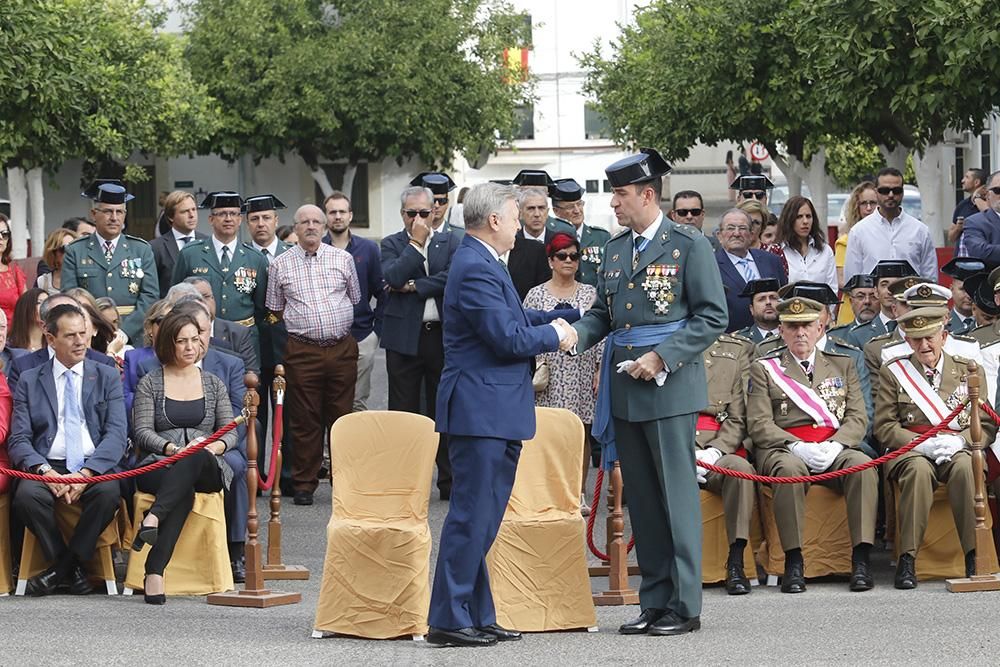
[875,352,996,557]
[747,348,877,551]
[698,335,755,544]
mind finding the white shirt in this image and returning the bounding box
[97,233,121,257]
[878,311,894,329]
[212,236,238,266]
[48,358,96,461]
[920,355,946,391]
[252,238,280,264]
[172,227,196,253]
[783,240,837,294]
[406,229,440,323]
[725,249,759,281]
[843,207,938,280]
[789,348,818,377]
[522,228,546,243]
[757,326,778,340]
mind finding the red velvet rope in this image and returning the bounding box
[586,467,636,562]
[0,416,244,485]
[256,402,283,492]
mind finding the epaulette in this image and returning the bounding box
[758,348,783,360]
[819,347,851,359]
[124,234,150,245]
[885,353,910,365]
[951,333,978,344]
[67,235,91,246]
[848,320,872,332]
[588,225,611,239]
[828,335,860,351]
[671,223,697,240]
[867,331,893,344]
[981,337,1000,350]
[952,355,972,366]
[610,228,630,241]
[725,332,754,345]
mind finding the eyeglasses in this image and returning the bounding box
[721,225,751,234]
[211,210,242,219]
[552,251,580,261]
[433,197,449,206]
[554,202,584,211]
[877,186,904,196]
[404,209,432,219]
[858,199,878,208]
[674,208,703,217]
[0,231,10,240]
[989,187,1000,196]
[95,208,126,218]
[741,191,766,200]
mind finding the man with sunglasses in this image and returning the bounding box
[549,178,609,286]
[62,181,158,344]
[729,174,774,207]
[957,170,1000,265]
[669,190,720,251]
[411,172,462,234]
[843,167,938,281]
[381,185,461,500]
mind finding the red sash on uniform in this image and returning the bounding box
[785,424,837,443]
[696,413,748,459]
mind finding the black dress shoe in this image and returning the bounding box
[293,491,313,506]
[426,627,498,647]
[725,561,751,595]
[67,565,92,595]
[618,608,667,635]
[780,561,806,593]
[966,550,977,578]
[894,553,917,589]
[25,565,62,597]
[231,557,246,584]
[849,561,874,592]
[649,611,701,636]
[476,623,521,641]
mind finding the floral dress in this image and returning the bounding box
[0,263,26,327]
[523,281,604,424]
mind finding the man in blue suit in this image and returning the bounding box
[426,183,579,647]
[381,185,462,499]
[714,208,787,332]
[8,303,126,596]
[958,170,1000,262]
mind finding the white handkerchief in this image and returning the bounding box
[615,360,668,386]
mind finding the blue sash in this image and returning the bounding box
[592,320,687,469]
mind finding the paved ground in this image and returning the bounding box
[4,350,1000,665]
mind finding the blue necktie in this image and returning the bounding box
[64,371,84,472]
[738,257,754,282]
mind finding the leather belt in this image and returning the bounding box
[288,332,347,348]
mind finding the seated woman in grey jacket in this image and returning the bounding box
[131,310,237,605]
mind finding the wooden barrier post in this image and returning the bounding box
[262,365,310,580]
[591,461,639,605]
[947,361,1000,592]
[208,373,302,607]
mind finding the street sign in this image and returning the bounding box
[749,141,769,161]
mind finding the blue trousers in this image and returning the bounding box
[427,436,520,630]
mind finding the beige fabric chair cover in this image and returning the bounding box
[0,494,10,594]
[125,491,233,596]
[757,485,852,577]
[19,501,117,587]
[892,483,1000,580]
[486,407,597,632]
[700,490,758,583]
[313,411,438,639]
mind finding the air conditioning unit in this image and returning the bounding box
[942,128,973,148]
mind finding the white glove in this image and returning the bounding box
[790,441,824,471]
[615,360,669,386]
[808,441,844,473]
[932,434,966,465]
[912,436,941,459]
[695,447,723,483]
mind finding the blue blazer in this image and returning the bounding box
[8,347,116,395]
[0,346,28,377]
[435,235,566,441]
[960,209,1000,265]
[715,247,787,332]
[380,228,461,356]
[8,359,127,475]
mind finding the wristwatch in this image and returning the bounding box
[407,279,416,291]
[36,463,53,475]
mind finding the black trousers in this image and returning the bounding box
[136,450,223,576]
[14,463,120,564]
[386,324,450,492]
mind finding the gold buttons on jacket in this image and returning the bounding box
[624,323,631,330]
[628,282,634,289]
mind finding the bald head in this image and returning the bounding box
[293,204,325,251]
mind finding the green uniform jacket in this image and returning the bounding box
[172,239,269,326]
[698,335,750,454]
[61,233,158,344]
[546,216,577,237]
[846,315,889,349]
[576,224,611,287]
[949,309,976,335]
[260,240,292,369]
[573,218,728,421]
[747,348,868,450]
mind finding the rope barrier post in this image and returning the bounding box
[262,365,310,581]
[208,373,302,608]
[947,361,1000,592]
[592,461,639,605]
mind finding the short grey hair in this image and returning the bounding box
[517,187,548,208]
[165,281,201,303]
[989,170,1000,187]
[400,186,433,207]
[720,208,753,227]
[464,183,518,230]
[39,293,78,321]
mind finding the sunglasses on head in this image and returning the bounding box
[404,209,433,219]
[741,191,766,200]
[877,186,904,196]
[989,187,1000,196]
[552,251,580,261]
[674,208,703,218]
[433,197,449,206]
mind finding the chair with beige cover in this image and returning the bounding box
[700,490,759,584]
[123,490,233,596]
[486,407,597,632]
[313,411,438,640]
[0,494,11,595]
[16,502,119,595]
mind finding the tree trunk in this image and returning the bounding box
[802,146,834,229]
[770,153,803,197]
[26,167,44,257]
[912,143,946,245]
[310,166,334,199]
[6,166,28,259]
[879,145,908,173]
[341,163,358,197]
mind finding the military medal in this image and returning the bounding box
[129,282,139,294]
[135,267,144,279]
[780,400,788,416]
[673,249,680,259]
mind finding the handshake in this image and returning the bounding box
[912,434,965,465]
[790,440,845,473]
[552,318,578,352]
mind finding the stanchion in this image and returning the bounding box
[208,373,302,607]
[262,365,310,581]
[591,461,639,605]
[947,361,1000,592]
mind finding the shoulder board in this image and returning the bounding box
[868,332,893,343]
[828,335,859,351]
[240,242,260,251]
[951,354,971,364]
[726,332,754,345]
[589,225,611,238]
[182,238,208,248]
[758,348,784,360]
[67,235,90,246]
[951,333,978,344]
[818,347,851,359]
[981,337,1000,350]
[670,223,696,240]
[610,228,630,241]
[848,320,872,332]
[124,234,150,245]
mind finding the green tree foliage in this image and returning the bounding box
[184,0,531,173]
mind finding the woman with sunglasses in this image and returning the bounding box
[522,232,602,515]
[0,214,26,327]
[834,181,878,325]
[36,228,79,291]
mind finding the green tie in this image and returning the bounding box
[221,245,231,272]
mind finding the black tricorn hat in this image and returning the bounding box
[843,274,876,292]
[410,172,456,195]
[738,278,781,298]
[512,169,555,188]
[729,174,775,191]
[549,178,584,202]
[199,191,243,210]
[606,148,671,188]
[778,280,841,305]
[869,259,917,279]
[82,180,133,204]
[241,194,286,214]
